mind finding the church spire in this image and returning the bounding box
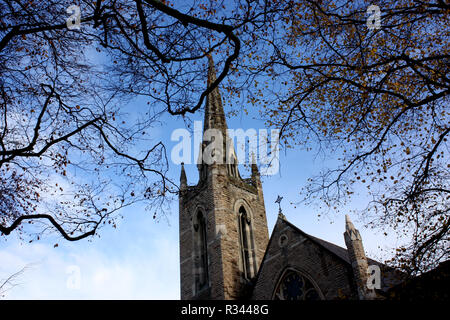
[204,55,228,135]
[178,55,270,300]
[345,214,359,238]
[197,54,233,173]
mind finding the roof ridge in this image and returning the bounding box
[279,218,352,265]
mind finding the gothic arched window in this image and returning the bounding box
[194,211,209,292]
[273,270,322,300]
[238,206,255,280]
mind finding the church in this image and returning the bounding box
[178,56,403,300]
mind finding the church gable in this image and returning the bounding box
[251,216,358,300]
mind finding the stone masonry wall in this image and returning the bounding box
[210,164,269,299]
[252,218,358,300]
[180,163,269,300]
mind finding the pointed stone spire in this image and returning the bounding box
[198,55,244,181]
[345,214,360,240]
[180,162,187,191]
[200,54,236,175]
[343,215,371,300]
[251,152,263,192]
[251,153,259,176]
[207,54,217,86]
[204,54,228,136]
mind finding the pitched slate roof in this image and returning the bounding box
[254,215,404,293]
[280,217,353,264]
[280,216,386,266]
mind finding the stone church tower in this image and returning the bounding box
[179,56,269,300]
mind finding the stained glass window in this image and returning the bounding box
[273,270,322,300]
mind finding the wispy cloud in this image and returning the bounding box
[0,222,180,299]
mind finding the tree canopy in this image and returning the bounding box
[226,0,449,274]
[0,0,250,241]
[0,0,448,274]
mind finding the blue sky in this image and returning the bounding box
[0,88,401,299]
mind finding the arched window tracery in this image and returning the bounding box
[238,206,256,280]
[273,269,322,300]
[194,211,209,292]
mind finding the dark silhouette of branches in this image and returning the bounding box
[0,0,260,241]
[223,0,449,274]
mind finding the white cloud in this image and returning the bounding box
[0,232,180,299]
